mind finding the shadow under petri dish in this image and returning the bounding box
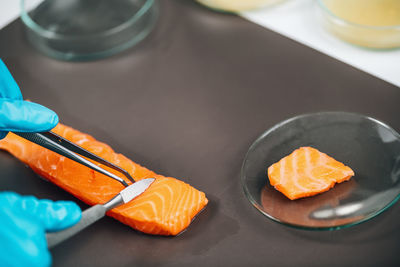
[241,112,400,230]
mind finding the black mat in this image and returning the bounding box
[0,1,399,266]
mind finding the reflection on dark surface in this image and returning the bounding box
[261,179,358,227]
[391,155,400,184]
[310,156,400,221]
[376,123,398,144]
[311,186,400,221]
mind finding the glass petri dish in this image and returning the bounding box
[241,112,400,230]
[20,0,159,61]
[196,0,286,13]
[316,0,400,49]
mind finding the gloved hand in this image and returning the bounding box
[0,61,78,266]
[0,192,81,267]
[0,59,58,139]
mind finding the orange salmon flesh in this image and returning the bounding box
[267,147,354,200]
[0,124,208,236]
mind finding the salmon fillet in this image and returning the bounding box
[267,147,354,200]
[0,124,208,236]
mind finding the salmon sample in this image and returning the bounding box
[267,147,354,200]
[0,124,208,236]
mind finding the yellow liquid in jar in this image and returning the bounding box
[196,0,284,13]
[321,0,400,48]
[324,0,400,26]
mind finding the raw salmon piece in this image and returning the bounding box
[267,147,354,200]
[0,124,208,236]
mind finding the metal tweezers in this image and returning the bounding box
[14,131,134,187]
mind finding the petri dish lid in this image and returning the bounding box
[21,0,159,61]
[241,112,400,230]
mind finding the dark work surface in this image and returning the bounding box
[1,1,400,266]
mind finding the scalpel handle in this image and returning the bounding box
[46,204,106,249]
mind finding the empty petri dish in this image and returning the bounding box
[21,0,159,61]
[241,112,400,230]
[317,0,400,49]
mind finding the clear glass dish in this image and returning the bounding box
[21,0,159,61]
[317,0,400,49]
[241,112,400,230]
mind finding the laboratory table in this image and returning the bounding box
[0,1,399,266]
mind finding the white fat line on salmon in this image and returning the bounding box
[290,149,310,193]
[304,148,329,188]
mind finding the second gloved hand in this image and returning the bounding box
[0,192,81,267]
[0,59,58,139]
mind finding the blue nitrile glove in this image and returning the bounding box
[0,192,82,267]
[0,59,58,139]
